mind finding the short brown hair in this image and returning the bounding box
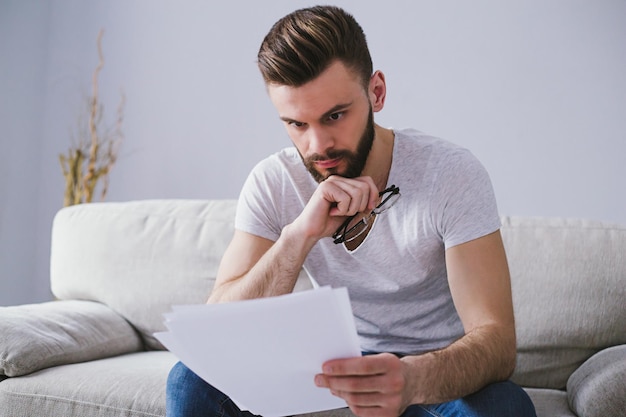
[257,5,373,88]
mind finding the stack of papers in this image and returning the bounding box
[155,286,361,417]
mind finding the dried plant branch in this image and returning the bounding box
[59,29,124,207]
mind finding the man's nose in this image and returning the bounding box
[307,127,334,155]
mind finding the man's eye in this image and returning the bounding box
[328,112,343,122]
[289,121,305,128]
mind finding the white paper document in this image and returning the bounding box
[155,287,361,417]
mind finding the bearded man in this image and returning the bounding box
[166,5,537,417]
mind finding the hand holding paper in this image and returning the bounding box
[155,286,361,417]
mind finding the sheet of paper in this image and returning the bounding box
[155,287,361,417]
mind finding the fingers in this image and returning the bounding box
[323,352,399,376]
[314,354,407,416]
[322,176,379,217]
[331,391,403,417]
[316,372,401,394]
[315,353,404,392]
[296,175,379,241]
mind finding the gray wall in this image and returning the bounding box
[1,0,625,306]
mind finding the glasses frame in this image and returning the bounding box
[332,184,401,245]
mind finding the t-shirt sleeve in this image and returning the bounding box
[234,158,283,242]
[431,147,502,250]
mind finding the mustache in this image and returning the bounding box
[305,149,352,163]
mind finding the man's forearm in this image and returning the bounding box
[402,323,516,405]
[208,223,317,303]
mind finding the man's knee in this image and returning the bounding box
[166,362,253,417]
[404,381,537,417]
[168,361,201,394]
[469,380,537,417]
[166,362,221,416]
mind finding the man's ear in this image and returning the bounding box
[369,70,387,112]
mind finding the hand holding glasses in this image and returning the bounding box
[332,185,401,245]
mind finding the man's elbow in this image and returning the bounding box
[501,348,517,380]
[498,325,517,380]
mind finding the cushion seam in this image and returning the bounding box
[0,388,162,417]
[500,222,626,232]
[61,204,235,223]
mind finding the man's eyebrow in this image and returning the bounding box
[320,102,353,121]
[279,116,302,124]
[279,102,353,125]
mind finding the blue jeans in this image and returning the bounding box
[166,361,536,417]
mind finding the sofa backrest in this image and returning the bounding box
[502,216,626,389]
[51,200,625,389]
[51,199,313,350]
[51,200,239,350]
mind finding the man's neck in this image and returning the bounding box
[363,125,395,192]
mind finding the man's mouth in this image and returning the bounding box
[314,158,342,170]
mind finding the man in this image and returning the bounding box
[167,5,536,417]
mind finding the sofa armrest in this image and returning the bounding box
[0,300,143,377]
[566,344,626,417]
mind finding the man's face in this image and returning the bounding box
[267,61,375,182]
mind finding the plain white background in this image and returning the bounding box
[1,0,625,306]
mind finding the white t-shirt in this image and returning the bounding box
[235,128,501,354]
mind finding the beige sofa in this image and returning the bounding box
[1,200,624,417]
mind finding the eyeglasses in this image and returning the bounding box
[332,185,401,245]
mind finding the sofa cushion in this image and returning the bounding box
[502,216,626,389]
[0,351,176,417]
[0,300,142,377]
[566,345,626,417]
[0,352,349,417]
[296,389,572,417]
[50,200,238,350]
[524,388,576,417]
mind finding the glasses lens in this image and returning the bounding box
[343,217,369,243]
[373,191,400,214]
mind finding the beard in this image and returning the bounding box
[302,107,375,183]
